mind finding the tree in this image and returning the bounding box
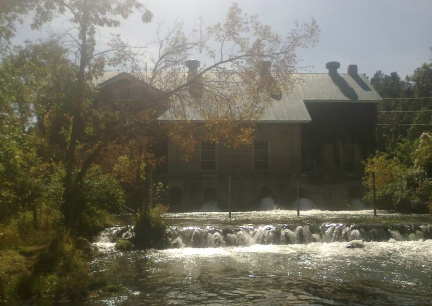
[370,70,410,98]
[0,41,75,225]
[0,0,36,52]
[116,3,318,158]
[3,0,154,231]
[2,1,319,235]
[372,65,432,153]
[409,62,432,98]
[363,134,432,213]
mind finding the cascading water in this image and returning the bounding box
[90,210,432,305]
[92,225,134,252]
[163,223,431,248]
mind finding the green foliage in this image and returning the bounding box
[362,152,402,210]
[408,62,432,98]
[87,278,125,294]
[370,70,411,98]
[412,132,432,177]
[393,139,417,165]
[115,239,133,251]
[101,283,125,293]
[0,221,91,302]
[72,166,126,238]
[0,250,30,301]
[362,152,402,190]
[25,233,90,301]
[376,98,432,153]
[363,133,432,213]
[83,166,126,214]
[0,117,44,222]
[133,204,168,249]
[0,0,36,52]
[372,61,432,154]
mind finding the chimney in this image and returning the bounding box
[258,60,272,74]
[347,65,358,76]
[185,59,202,99]
[326,61,340,76]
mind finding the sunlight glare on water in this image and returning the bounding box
[89,210,432,305]
[90,240,432,305]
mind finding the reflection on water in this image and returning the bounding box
[89,211,432,305]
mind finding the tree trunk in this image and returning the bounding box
[62,1,89,231]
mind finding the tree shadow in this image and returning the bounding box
[331,74,358,100]
[350,74,372,92]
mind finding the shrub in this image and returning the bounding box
[412,132,432,177]
[73,166,126,238]
[363,136,432,213]
[362,152,404,210]
[133,204,168,249]
[26,232,91,301]
[0,227,21,250]
[115,239,133,251]
[0,250,30,301]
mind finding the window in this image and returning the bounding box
[342,140,356,172]
[301,143,316,173]
[302,154,316,173]
[254,140,269,171]
[201,142,216,171]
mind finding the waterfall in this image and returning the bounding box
[164,223,431,248]
[92,225,134,252]
[93,223,432,251]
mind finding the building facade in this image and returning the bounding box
[159,61,382,211]
[98,61,382,211]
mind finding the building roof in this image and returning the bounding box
[97,65,383,123]
[296,73,381,102]
[159,72,382,123]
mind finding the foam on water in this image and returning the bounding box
[164,223,431,248]
[90,211,432,306]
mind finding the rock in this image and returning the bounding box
[347,240,365,248]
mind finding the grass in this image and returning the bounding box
[0,210,93,303]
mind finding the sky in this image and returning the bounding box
[12,0,432,79]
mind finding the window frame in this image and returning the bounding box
[341,140,356,172]
[254,140,269,171]
[200,141,217,171]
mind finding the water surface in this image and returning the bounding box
[89,210,432,305]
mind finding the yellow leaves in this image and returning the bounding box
[362,152,402,189]
[168,120,255,161]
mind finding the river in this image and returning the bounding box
[88,210,432,305]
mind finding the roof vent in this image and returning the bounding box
[347,65,358,75]
[326,61,340,76]
[185,59,200,74]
